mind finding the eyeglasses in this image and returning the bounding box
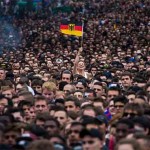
[123,112,137,117]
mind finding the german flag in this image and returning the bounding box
[60,22,83,36]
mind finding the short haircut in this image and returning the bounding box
[93,82,103,87]
[93,97,107,108]
[42,81,57,93]
[113,95,128,104]
[34,95,48,104]
[107,86,121,95]
[31,79,43,87]
[54,109,68,118]
[64,96,80,107]
[84,89,97,97]
[61,70,73,81]
[26,140,54,150]
[116,118,134,129]
[123,103,144,116]
[121,72,132,79]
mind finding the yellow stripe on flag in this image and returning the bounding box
[60,29,83,36]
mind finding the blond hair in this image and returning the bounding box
[42,81,57,93]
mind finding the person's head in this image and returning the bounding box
[134,134,150,150]
[73,90,84,100]
[5,107,24,122]
[84,89,97,99]
[44,117,60,136]
[12,95,20,108]
[134,95,147,104]
[82,106,97,118]
[53,109,68,127]
[133,116,150,135]
[15,82,28,94]
[107,87,121,102]
[115,119,134,141]
[0,68,6,80]
[113,95,128,114]
[61,70,73,83]
[18,100,33,121]
[26,139,54,150]
[91,66,98,76]
[75,80,88,92]
[125,91,136,103]
[34,112,50,128]
[63,84,75,95]
[1,86,13,99]
[77,60,85,71]
[42,81,57,101]
[121,72,133,88]
[93,82,104,97]
[115,138,142,150]
[34,96,48,114]
[67,122,83,147]
[80,128,104,150]
[3,124,21,146]
[64,96,80,112]
[31,79,43,94]
[93,97,106,111]
[145,83,150,95]
[96,115,108,133]
[122,103,144,119]
[0,94,9,114]
[49,134,66,146]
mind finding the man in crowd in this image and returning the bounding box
[0,0,149,149]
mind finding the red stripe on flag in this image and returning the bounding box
[74,26,82,31]
[60,25,68,30]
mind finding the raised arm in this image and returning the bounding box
[73,47,83,75]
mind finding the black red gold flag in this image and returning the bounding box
[60,22,83,36]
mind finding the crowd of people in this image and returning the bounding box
[0,0,150,150]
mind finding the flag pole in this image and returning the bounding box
[81,19,84,47]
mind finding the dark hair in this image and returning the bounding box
[113,95,128,104]
[121,72,132,79]
[93,97,107,108]
[18,100,33,108]
[0,94,13,107]
[48,135,66,144]
[123,103,144,116]
[107,86,121,95]
[116,118,134,129]
[60,70,73,81]
[31,79,43,87]
[84,89,96,97]
[64,96,80,107]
